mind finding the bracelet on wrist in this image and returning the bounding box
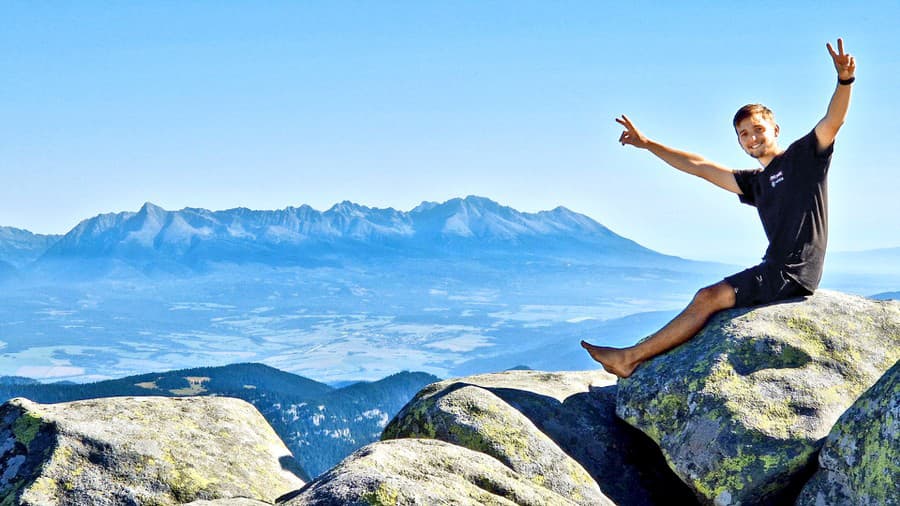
[838,76,855,86]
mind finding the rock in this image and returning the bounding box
[185,499,271,505]
[615,290,900,505]
[383,370,697,506]
[0,396,306,505]
[796,358,900,506]
[281,438,579,505]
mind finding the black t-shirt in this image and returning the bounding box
[732,129,832,291]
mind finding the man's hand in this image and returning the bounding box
[615,115,650,149]
[816,38,855,151]
[826,38,856,80]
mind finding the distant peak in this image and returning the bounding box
[327,200,365,213]
[411,201,439,213]
[461,195,497,205]
[547,205,577,216]
[138,202,166,214]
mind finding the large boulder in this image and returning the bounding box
[0,396,306,505]
[797,358,900,506]
[382,370,697,506]
[281,438,579,505]
[615,290,900,505]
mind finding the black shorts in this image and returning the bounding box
[724,261,813,308]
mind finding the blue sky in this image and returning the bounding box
[2,1,898,264]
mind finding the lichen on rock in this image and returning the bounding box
[0,396,305,505]
[383,379,608,505]
[282,438,579,506]
[797,358,900,506]
[615,290,900,505]
[383,369,697,505]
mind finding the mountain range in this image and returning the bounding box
[0,197,895,387]
[4,196,693,274]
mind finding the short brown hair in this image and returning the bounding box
[733,104,775,128]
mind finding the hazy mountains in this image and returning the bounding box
[11,196,694,274]
[2,197,894,386]
[0,226,60,268]
[0,196,731,385]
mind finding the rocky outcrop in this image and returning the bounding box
[282,438,583,505]
[295,370,697,505]
[797,358,900,506]
[382,371,612,506]
[0,396,305,505]
[616,290,900,505]
[296,291,898,505]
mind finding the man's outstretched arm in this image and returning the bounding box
[815,38,856,152]
[616,115,741,194]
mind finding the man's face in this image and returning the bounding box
[735,114,780,159]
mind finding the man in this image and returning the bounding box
[581,38,856,378]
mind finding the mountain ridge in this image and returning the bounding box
[0,226,62,268]
[24,196,679,271]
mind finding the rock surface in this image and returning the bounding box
[185,499,272,505]
[282,438,580,505]
[0,396,305,505]
[616,290,900,505]
[797,358,900,506]
[382,370,697,506]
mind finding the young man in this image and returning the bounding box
[581,38,856,378]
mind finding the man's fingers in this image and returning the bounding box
[837,37,844,55]
[826,42,837,58]
[615,115,633,129]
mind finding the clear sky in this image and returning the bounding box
[2,1,898,264]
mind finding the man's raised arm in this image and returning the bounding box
[616,115,741,194]
[815,38,856,152]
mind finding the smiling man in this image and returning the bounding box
[581,38,856,378]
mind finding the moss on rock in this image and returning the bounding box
[11,412,43,448]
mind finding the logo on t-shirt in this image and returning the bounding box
[769,170,785,188]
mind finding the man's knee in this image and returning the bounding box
[692,282,736,311]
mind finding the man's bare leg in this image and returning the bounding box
[581,281,737,378]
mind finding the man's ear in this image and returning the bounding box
[774,124,780,137]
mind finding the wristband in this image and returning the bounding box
[838,76,855,86]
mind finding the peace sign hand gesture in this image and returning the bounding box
[615,115,650,149]
[827,38,856,80]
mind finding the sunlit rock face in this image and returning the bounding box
[797,359,900,506]
[616,290,900,505]
[282,438,588,506]
[375,370,694,505]
[0,396,305,505]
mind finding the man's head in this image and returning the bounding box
[733,104,780,161]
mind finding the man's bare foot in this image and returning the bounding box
[580,340,638,378]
